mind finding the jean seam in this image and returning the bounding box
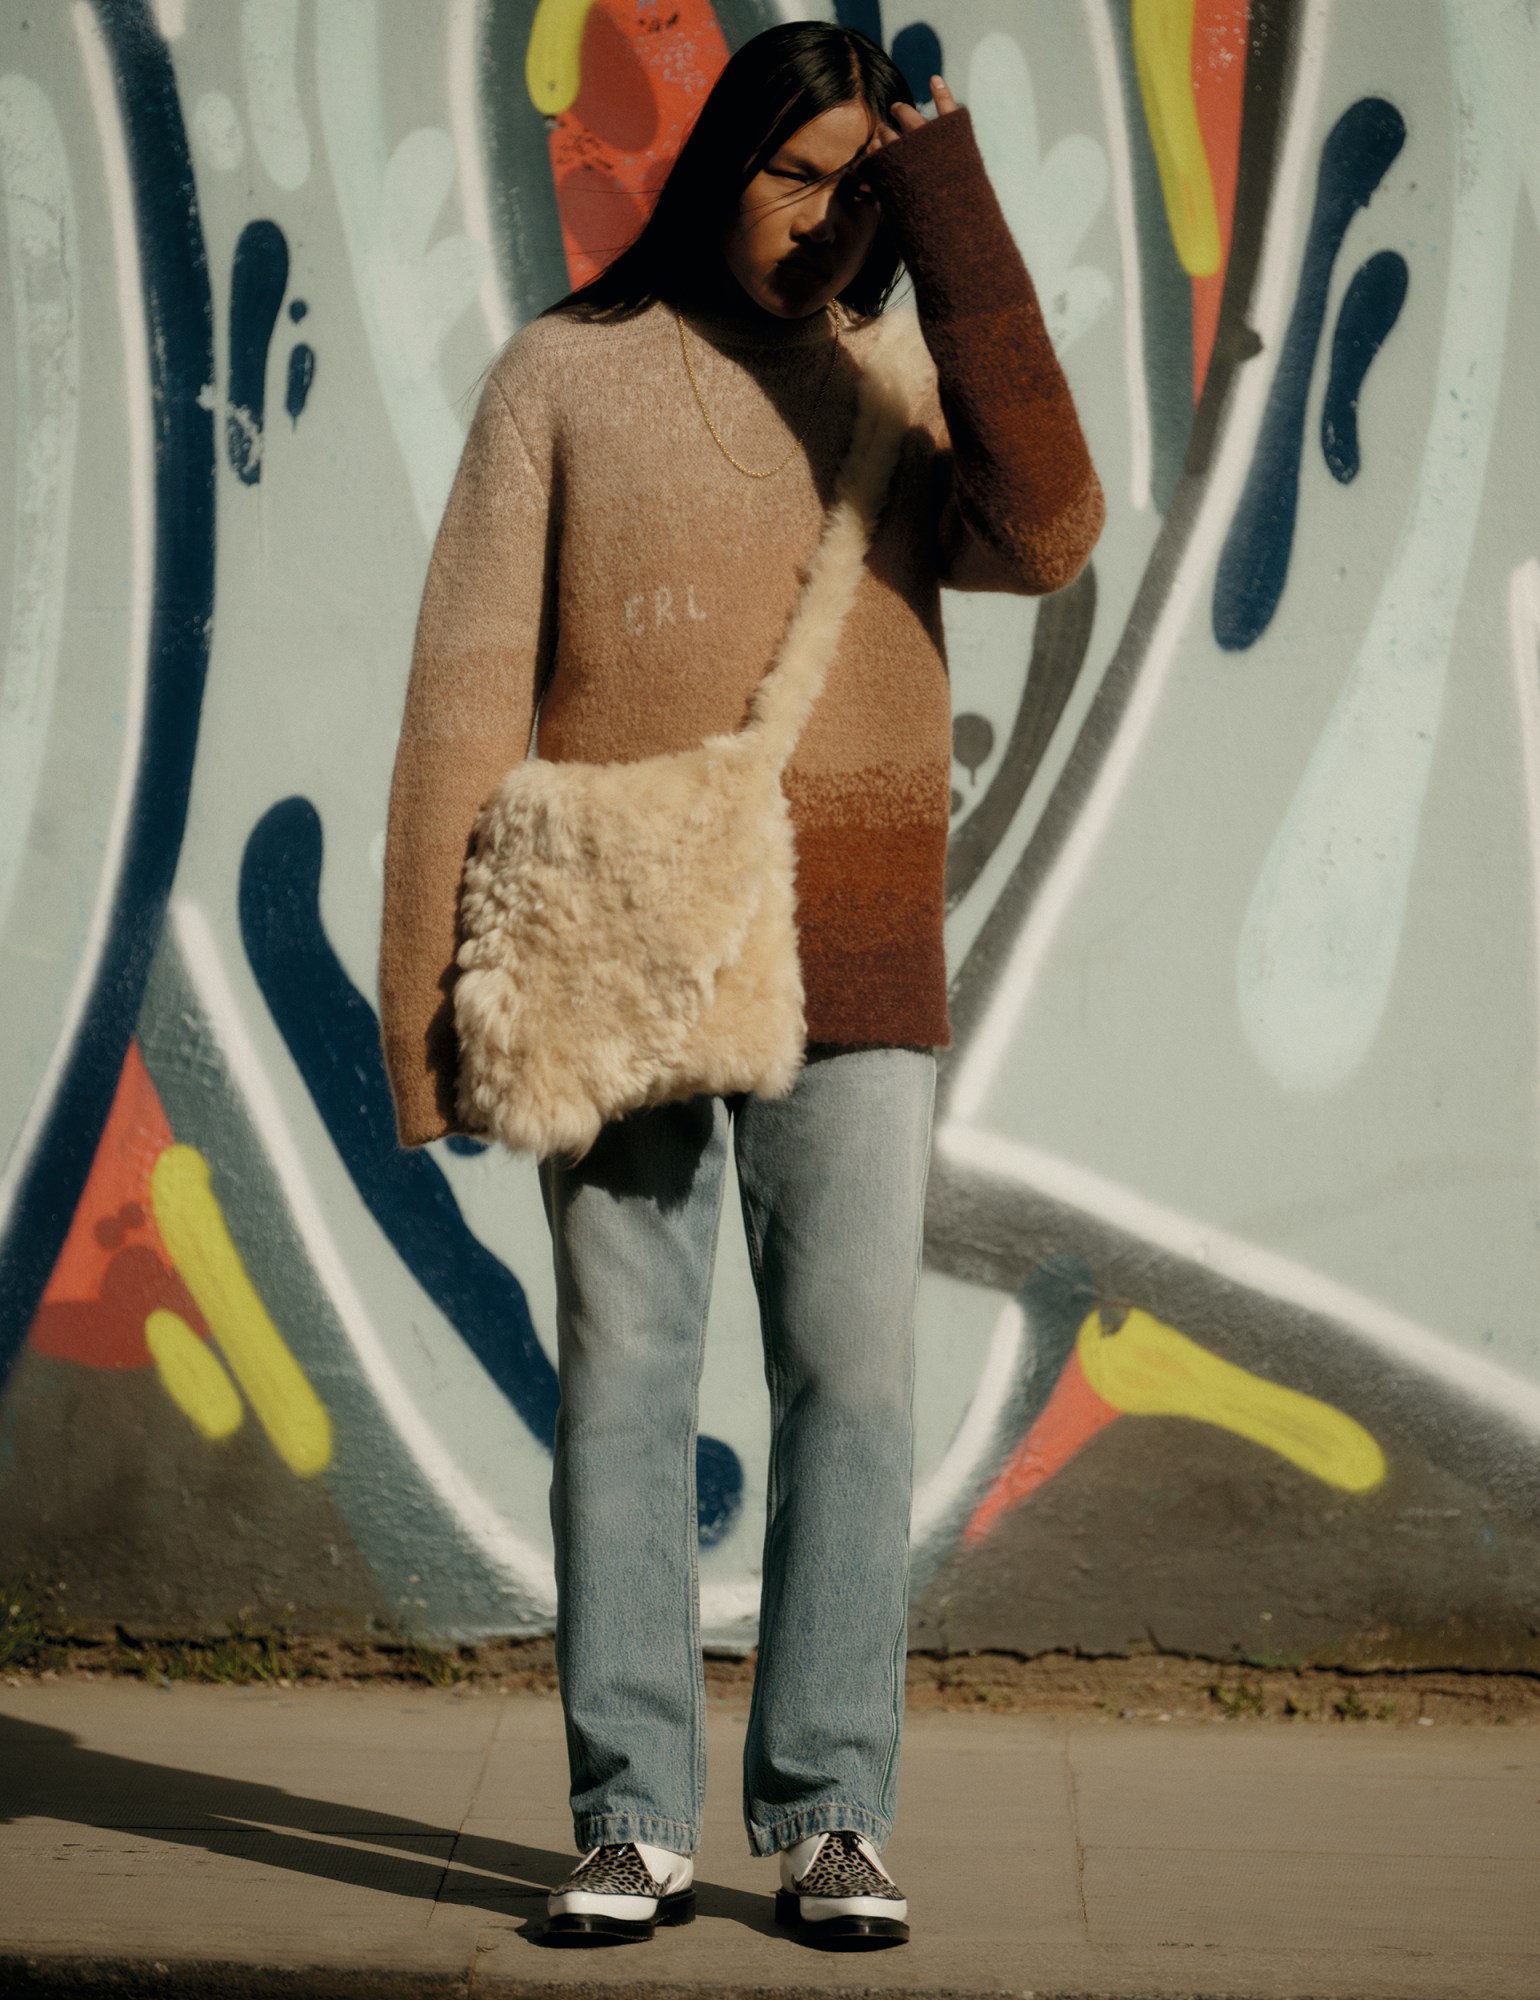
[685,1116,729,1841]
[735,1169,778,1838]
[878,1055,933,1819]
[542,1156,580,1836]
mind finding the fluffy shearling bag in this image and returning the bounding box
[453,312,929,1159]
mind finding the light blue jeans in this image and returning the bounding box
[538,1046,935,1858]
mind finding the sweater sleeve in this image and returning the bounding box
[378,353,556,1148]
[862,108,1105,595]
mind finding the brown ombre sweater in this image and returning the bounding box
[380,110,1103,1147]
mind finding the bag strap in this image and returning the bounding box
[736,311,932,771]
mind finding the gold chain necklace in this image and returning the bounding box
[677,310,841,479]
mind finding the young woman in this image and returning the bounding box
[380,22,1101,1952]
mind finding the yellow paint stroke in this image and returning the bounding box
[526,0,597,116]
[1131,0,1223,277]
[145,1308,244,1442]
[150,1145,332,1477]
[1077,1308,1386,1492]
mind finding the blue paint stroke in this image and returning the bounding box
[285,341,315,426]
[1213,97,1406,650]
[288,295,307,322]
[238,797,744,1547]
[228,218,289,482]
[239,797,557,1439]
[694,1436,743,1549]
[480,0,571,316]
[0,0,215,1371]
[891,23,941,106]
[832,0,882,47]
[1320,249,1407,483]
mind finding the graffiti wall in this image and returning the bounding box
[3,0,1538,1669]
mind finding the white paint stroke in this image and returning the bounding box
[193,89,245,172]
[1084,0,1151,510]
[446,0,512,349]
[699,1577,764,1639]
[1509,559,1540,1158]
[315,0,486,539]
[170,898,557,1617]
[151,0,186,39]
[1237,1,1529,1094]
[242,0,312,189]
[0,75,80,941]
[909,1294,1024,1547]
[936,1120,1540,1432]
[947,0,1333,1130]
[1,6,152,1235]
[967,29,1110,359]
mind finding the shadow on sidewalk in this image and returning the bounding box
[0,1714,779,1939]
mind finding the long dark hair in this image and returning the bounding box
[553,23,914,323]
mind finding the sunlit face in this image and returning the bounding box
[721,98,893,320]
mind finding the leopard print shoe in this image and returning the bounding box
[543,1840,695,1945]
[775,1830,909,1948]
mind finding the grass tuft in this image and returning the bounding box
[0,1576,66,1674]
[1209,1678,1267,1718]
[107,1622,287,1686]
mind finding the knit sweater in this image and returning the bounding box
[380,110,1103,1148]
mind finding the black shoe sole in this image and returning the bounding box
[775,1886,909,1949]
[541,1887,695,1946]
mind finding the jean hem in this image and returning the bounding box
[573,1813,699,1855]
[745,1802,892,1858]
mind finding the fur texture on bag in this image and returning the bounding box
[454,312,930,1159]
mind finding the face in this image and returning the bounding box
[721,97,893,320]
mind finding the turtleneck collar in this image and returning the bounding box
[672,296,845,356]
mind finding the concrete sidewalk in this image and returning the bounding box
[0,1680,1536,2000]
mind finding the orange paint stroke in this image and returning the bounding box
[964,1351,1121,1545]
[30,1246,210,1371]
[549,0,729,289]
[1190,0,1250,397]
[29,1039,213,1368]
[42,1039,170,1303]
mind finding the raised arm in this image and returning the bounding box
[379,359,556,1148]
[861,89,1105,594]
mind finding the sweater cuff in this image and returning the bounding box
[862,108,1030,325]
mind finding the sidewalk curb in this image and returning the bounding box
[0,1957,467,2000]
[0,1953,1400,2000]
